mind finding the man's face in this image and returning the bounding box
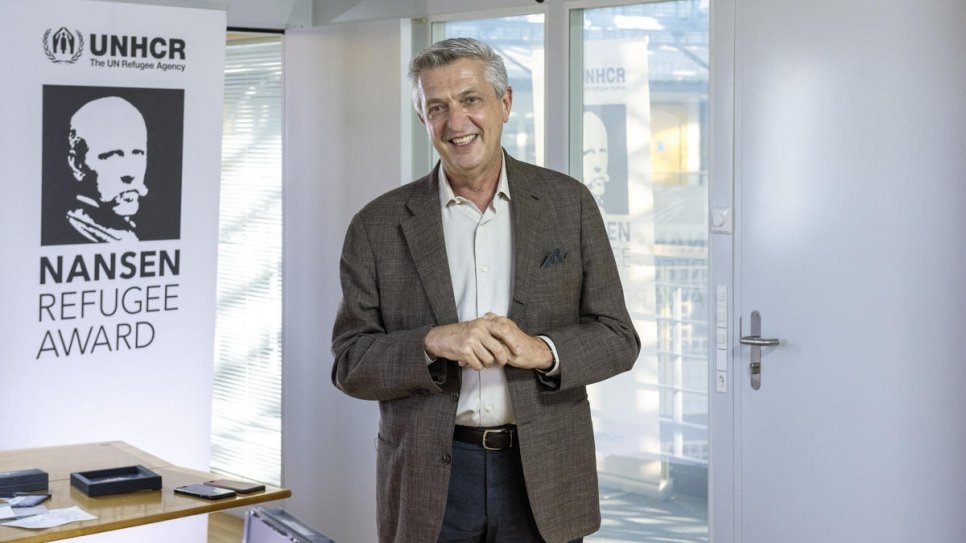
[70,97,148,218]
[582,112,609,204]
[416,58,511,184]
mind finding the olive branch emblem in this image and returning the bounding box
[43,28,84,64]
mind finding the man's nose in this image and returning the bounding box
[444,105,471,129]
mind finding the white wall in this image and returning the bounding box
[282,19,413,543]
[227,0,311,28]
[101,0,312,29]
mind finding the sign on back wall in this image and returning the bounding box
[0,2,224,527]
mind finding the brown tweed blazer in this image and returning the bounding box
[332,153,640,543]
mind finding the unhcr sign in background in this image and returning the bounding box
[0,1,225,540]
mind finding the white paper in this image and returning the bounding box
[13,505,49,518]
[0,505,14,520]
[1,506,96,529]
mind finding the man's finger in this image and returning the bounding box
[485,318,524,356]
[480,334,510,366]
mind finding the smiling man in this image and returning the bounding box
[332,38,640,543]
[65,96,149,243]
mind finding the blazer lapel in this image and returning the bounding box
[506,155,549,323]
[400,168,459,326]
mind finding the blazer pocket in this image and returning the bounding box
[539,254,578,284]
[539,247,568,269]
[532,260,581,312]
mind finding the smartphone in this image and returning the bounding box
[174,484,236,500]
[204,479,265,494]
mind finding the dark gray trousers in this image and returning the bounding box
[437,440,583,543]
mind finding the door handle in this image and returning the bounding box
[740,310,781,390]
[739,336,780,347]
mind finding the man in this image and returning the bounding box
[582,111,609,212]
[332,38,640,543]
[65,96,149,242]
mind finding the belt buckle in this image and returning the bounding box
[482,428,510,451]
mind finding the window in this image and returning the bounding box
[212,33,283,486]
[572,2,710,541]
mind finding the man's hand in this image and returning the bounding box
[481,313,554,371]
[424,317,514,371]
[423,314,553,372]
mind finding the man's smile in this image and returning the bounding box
[450,134,477,146]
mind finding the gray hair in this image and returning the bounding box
[407,37,509,113]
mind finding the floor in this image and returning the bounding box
[208,511,244,543]
[590,487,708,543]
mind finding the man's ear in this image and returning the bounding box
[67,150,86,182]
[501,86,513,123]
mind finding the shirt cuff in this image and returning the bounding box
[536,336,560,377]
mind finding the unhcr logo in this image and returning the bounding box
[43,27,84,64]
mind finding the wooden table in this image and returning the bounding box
[0,441,291,542]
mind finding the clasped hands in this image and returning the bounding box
[424,312,553,372]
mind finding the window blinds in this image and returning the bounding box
[212,35,283,486]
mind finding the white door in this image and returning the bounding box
[731,0,966,541]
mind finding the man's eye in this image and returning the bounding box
[428,105,445,116]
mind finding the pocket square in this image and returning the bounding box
[540,248,567,268]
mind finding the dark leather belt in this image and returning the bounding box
[453,425,517,451]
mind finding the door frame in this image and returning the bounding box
[708,0,738,541]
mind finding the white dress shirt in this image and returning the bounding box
[434,157,560,427]
[438,160,516,427]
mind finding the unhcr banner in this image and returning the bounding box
[0,0,223,511]
[578,38,664,490]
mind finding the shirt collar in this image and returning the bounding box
[438,153,511,209]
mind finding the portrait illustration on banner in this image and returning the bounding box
[41,85,184,245]
[582,104,628,216]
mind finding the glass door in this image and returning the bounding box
[571,3,710,541]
